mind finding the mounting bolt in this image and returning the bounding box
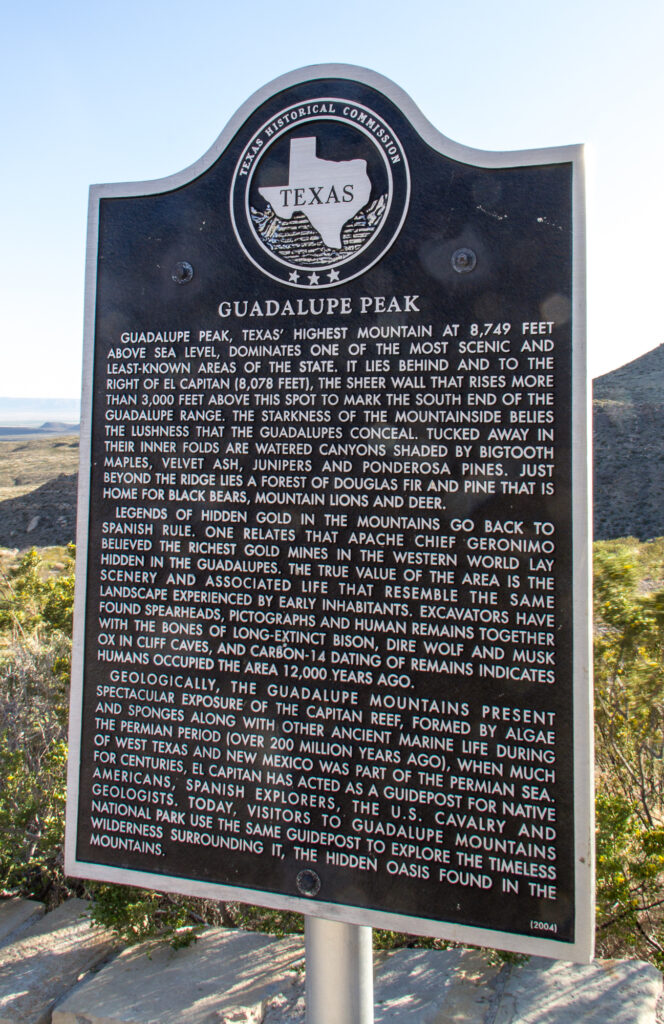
[451,248,477,274]
[296,869,321,896]
[172,261,194,284]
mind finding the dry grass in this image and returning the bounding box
[0,436,79,502]
[0,546,71,578]
[594,535,664,593]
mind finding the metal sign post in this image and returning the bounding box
[306,916,373,1024]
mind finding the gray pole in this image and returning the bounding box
[305,916,374,1024]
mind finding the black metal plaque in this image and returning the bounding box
[67,66,592,960]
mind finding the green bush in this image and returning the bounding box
[88,884,200,947]
[594,540,664,964]
[0,547,73,900]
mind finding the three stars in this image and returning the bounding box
[286,268,341,285]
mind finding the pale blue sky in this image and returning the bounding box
[1,0,662,396]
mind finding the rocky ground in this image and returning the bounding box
[0,435,79,549]
[0,472,78,548]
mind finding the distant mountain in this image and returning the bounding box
[0,397,80,425]
[0,423,80,440]
[593,344,664,540]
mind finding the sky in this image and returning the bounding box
[1,0,662,399]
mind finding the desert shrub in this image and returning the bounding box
[89,884,201,947]
[88,885,307,946]
[594,540,664,965]
[0,547,74,900]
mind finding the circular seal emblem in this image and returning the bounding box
[230,98,410,289]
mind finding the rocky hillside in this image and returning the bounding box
[0,436,78,548]
[594,343,664,540]
[0,473,78,548]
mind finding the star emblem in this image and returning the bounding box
[328,269,340,282]
[289,270,300,283]
[308,272,320,285]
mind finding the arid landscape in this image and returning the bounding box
[0,435,78,549]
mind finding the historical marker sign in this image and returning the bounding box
[66,65,593,960]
